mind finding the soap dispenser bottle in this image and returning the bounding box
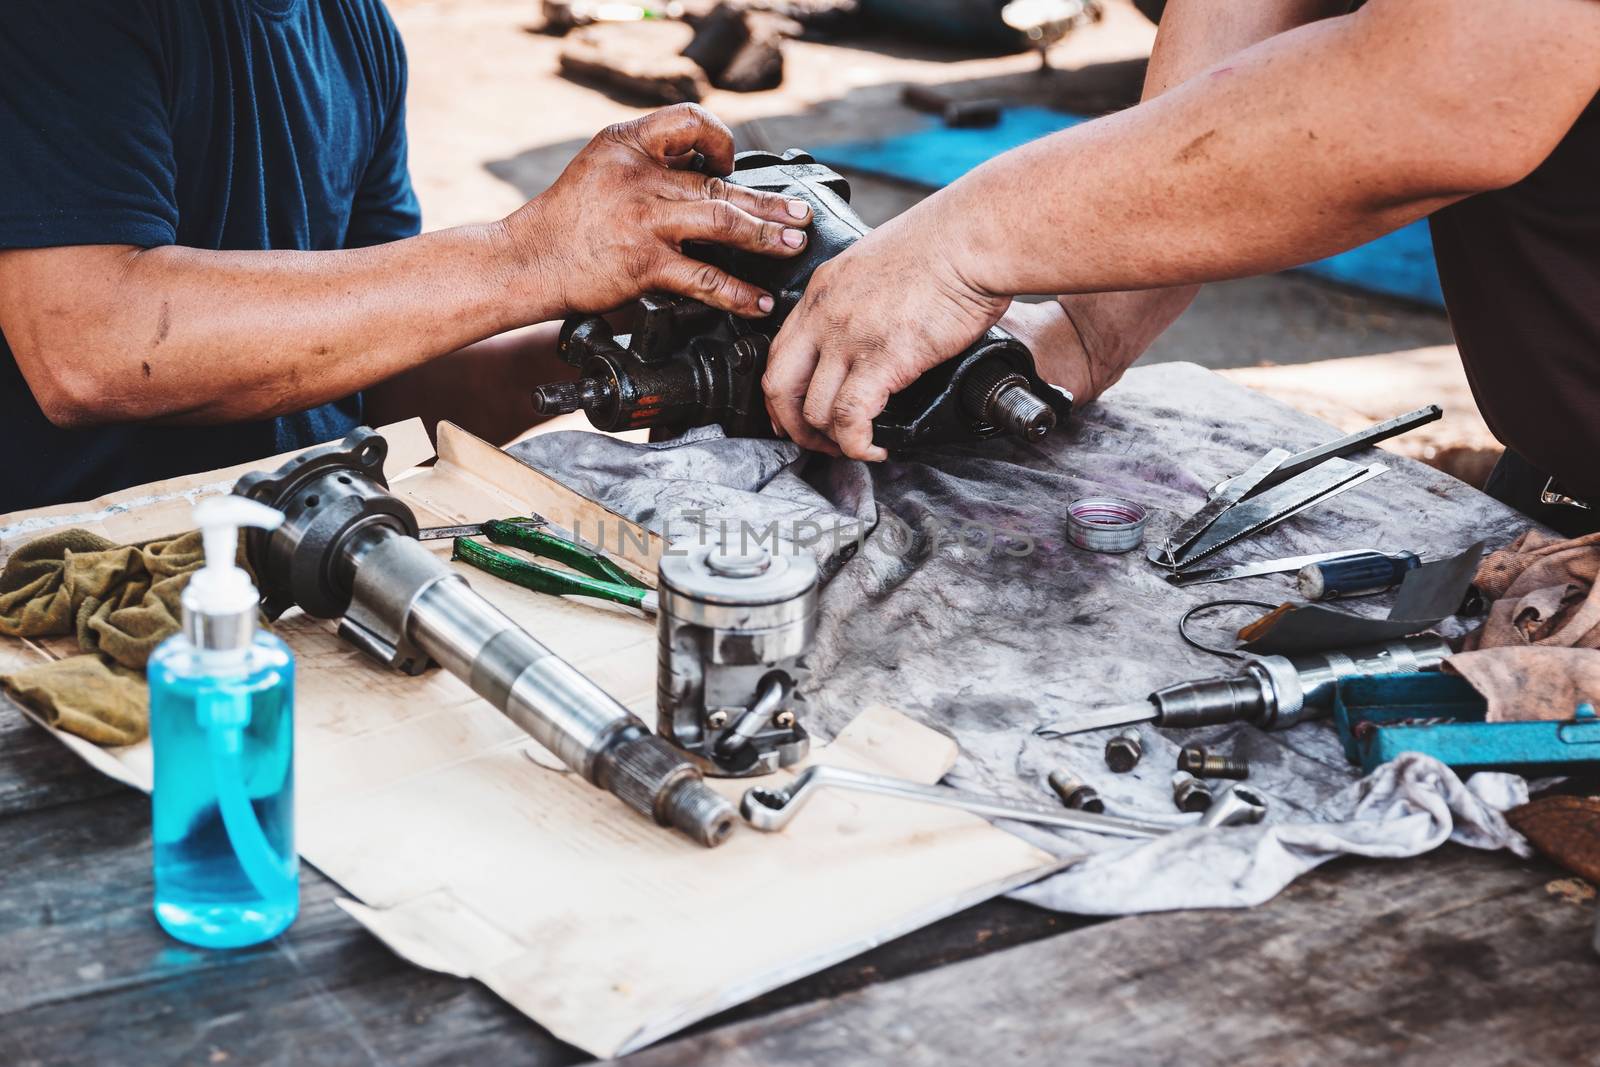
[148,496,297,948]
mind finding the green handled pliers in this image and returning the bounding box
[423,517,656,615]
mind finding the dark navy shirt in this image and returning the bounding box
[0,0,421,511]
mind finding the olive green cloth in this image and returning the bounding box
[0,528,213,745]
[2,656,149,746]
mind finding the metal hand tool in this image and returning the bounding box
[741,764,1267,836]
[1152,448,1290,567]
[234,428,737,848]
[1211,405,1442,500]
[1172,460,1387,569]
[1034,634,1452,737]
[449,519,658,615]
[1166,549,1383,589]
[1296,550,1422,600]
[1201,784,1268,829]
[417,517,548,541]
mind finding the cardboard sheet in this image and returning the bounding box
[0,421,1062,1059]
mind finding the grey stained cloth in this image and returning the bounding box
[511,363,1534,914]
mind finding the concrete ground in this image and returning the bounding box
[390,0,1494,481]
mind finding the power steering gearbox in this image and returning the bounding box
[233,428,738,848]
[531,149,1072,449]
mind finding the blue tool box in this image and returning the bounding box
[1332,673,1600,775]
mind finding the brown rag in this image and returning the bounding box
[1447,529,1600,722]
[1506,795,1600,884]
[0,528,214,745]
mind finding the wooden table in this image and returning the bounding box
[4,697,1597,1067]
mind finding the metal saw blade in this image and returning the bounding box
[1148,446,1291,567]
[1166,549,1380,588]
[1169,458,1374,569]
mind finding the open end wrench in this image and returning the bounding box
[740,765,1266,838]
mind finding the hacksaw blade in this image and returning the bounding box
[1149,446,1292,567]
[1169,458,1381,569]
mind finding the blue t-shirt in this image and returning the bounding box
[0,0,421,511]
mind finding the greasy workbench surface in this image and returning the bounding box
[3,696,1596,1067]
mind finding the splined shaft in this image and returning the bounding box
[961,361,1057,441]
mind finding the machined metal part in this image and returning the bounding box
[741,764,1175,838]
[533,149,1071,452]
[233,428,737,848]
[1177,745,1250,780]
[1199,784,1268,828]
[1172,771,1213,813]
[1104,729,1144,773]
[656,539,817,777]
[1047,770,1104,812]
[1211,405,1443,501]
[1034,634,1453,737]
[1166,550,1382,589]
[1067,498,1149,554]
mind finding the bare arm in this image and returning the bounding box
[0,105,813,430]
[1009,0,1355,397]
[766,0,1600,459]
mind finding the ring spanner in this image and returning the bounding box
[740,765,1266,837]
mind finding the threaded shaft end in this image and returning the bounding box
[960,362,1056,441]
[663,779,738,848]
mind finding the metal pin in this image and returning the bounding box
[1048,770,1105,813]
[1172,771,1213,813]
[1104,729,1144,773]
[1177,744,1250,780]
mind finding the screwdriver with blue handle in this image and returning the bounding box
[1296,550,1422,600]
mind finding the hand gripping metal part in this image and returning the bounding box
[532,149,1072,451]
[233,428,737,848]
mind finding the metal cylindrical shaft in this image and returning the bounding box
[1177,745,1250,780]
[349,531,736,847]
[1047,770,1104,812]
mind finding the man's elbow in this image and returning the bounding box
[23,350,141,430]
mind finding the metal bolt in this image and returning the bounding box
[1047,769,1105,813]
[731,335,768,373]
[1104,729,1144,773]
[1171,771,1213,813]
[706,710,729,729]
[1177,744,1250,780]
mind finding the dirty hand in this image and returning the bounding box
[508,103,812,318]
[762,210,1008,460]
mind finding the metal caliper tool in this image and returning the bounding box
[740,765,1267,837]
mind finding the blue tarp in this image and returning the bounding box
[815,106,1444,308]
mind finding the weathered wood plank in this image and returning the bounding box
[620,847,1600,1067]
[0,706,126,819]
[0,721,1082,1066]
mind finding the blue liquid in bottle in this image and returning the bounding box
[149,632,297,948]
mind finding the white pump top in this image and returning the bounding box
[182,496,284,651]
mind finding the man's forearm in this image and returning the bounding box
[1049,0,1351,387]
[940,0,1597,300]
[0,220,543,428]
[365,321,566,444]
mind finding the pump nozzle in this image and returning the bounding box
[185,496,285,652]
